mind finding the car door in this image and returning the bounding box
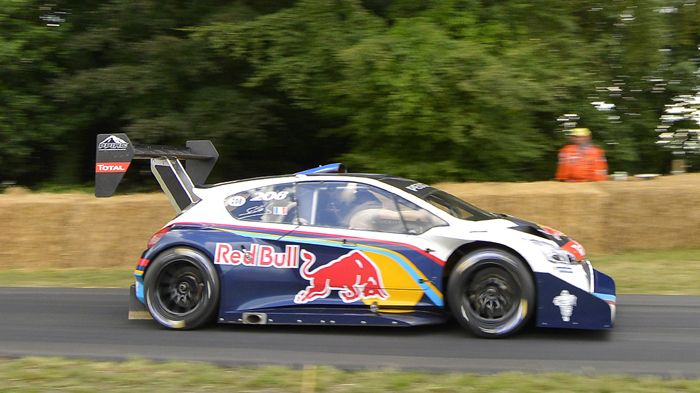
[281,180,448,311]
[214,181,305,314]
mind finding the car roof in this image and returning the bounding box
[200,172,435,199]
[203,172,395,188]
[199,175,288,189]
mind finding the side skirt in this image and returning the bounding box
[219,308,448,327]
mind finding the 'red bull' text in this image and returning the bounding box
[214,243,300,268]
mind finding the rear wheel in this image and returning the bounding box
[144,247,219,330]
[447,249,534,338]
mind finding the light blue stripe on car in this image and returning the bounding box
[594,292,616,303]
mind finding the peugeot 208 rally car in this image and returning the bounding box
[96,134,616,338]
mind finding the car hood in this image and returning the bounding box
[497,214,586,261]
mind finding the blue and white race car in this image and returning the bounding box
[96,134,616,338]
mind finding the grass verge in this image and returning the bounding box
[0,248,698,295]
[1,357,699,392]
[591,248,700,295]
[0,268,132,288]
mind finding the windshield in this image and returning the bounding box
[422,190,496,221]
[378,177,497,221]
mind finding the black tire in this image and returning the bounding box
[144,247,220,330]
[447,248,534,338]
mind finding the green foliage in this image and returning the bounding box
[193,0,700,180]
[49,1,286,182]
[0,1,66,183]
[1,0,699,185]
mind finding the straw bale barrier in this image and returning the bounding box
[2,174,699,269]
[0,193,172,269]
[437,173,700,254]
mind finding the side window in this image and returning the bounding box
[296,181,360,228]
[225,183,297,224]
[296,181,443,234]
[425,195,452,215]
[395,198,447,235]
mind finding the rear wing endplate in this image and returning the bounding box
[95,133,218,212]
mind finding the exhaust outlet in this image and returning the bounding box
[242,312,267,324]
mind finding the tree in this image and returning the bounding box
[44,0,355,185]
[3,0,700,186]
[0,1,66,184]
[194,1,598,180]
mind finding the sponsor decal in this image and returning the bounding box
[95,162,130,173]
[562,240,586,261]
[250,191,289,201]
[406,182,429,192]
[225,195,247,207]
[540,225,585,261]
[214,243,299,268]
[294,250,389,304]
[98,135,129,151]
[237,205,266,220]
[540,225,563,241]
[272,206,288,215]
[553,290,577,322]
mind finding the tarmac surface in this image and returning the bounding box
[1,287,699,376]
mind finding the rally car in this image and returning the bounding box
[96,134,616,338]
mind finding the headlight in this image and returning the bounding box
[529,239,577,265]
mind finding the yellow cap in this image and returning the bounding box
[570,128,591,137]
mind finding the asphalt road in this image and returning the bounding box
[1,287,699,376]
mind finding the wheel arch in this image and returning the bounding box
[142,240,214,278]
[142,243,221,330]
[442,241,535,307]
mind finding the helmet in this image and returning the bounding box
[570,128,591,137]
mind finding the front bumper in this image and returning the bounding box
[535,269,616,330]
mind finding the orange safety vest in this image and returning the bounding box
[555,144,608,182]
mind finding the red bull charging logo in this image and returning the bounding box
[294,250,389,304]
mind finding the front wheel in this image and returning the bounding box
[144,247,220,330]
[447,249,534,338]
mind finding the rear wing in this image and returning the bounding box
[95,133,218,212]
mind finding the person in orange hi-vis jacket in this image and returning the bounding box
[555,127,608,182]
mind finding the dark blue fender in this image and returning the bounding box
[535,270,616,330]
[133,225,220,304]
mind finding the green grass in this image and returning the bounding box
[1,248,698,295]
[591,248,700,295]
[0,268,133,288]
[0,357,698,392]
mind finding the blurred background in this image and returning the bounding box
[1,0,700,188]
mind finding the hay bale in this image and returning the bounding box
[598,174,700,251]
[0,193,172,269]
[64,194,174,268]
[3,186,31,195]
[0,193,95,268]
[2,174,700,269]
[436,181,609,253]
